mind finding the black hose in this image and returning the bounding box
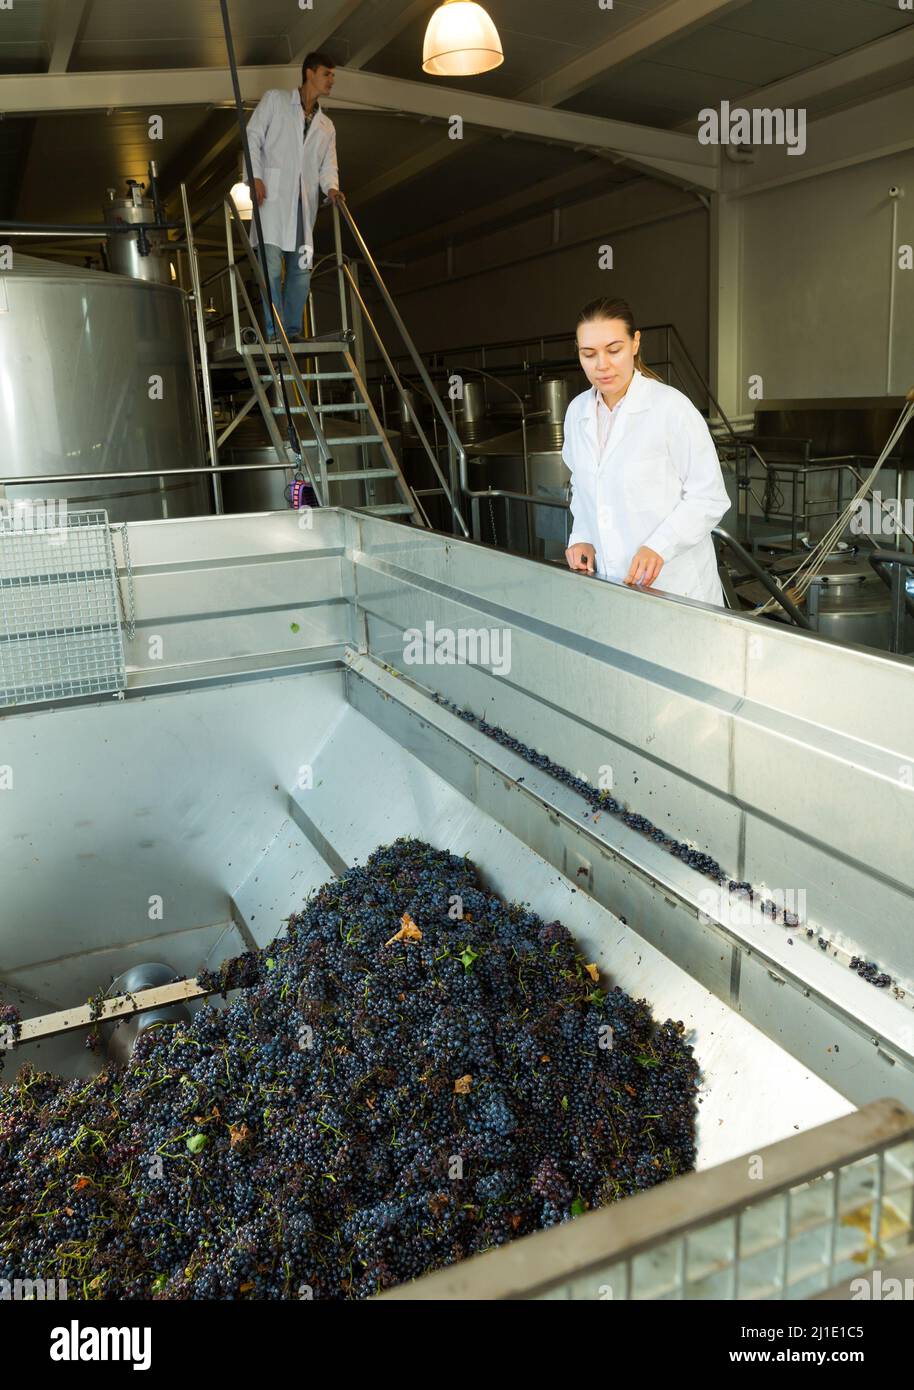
[218,0,302,465]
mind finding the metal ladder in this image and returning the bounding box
[238,335,425,522]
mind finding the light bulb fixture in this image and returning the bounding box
[422,0,504,77]
[229,180,253,220]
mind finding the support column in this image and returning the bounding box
[708,179,744,425]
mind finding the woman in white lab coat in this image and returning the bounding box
[563,297,730,605]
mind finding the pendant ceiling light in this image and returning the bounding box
[422,1,504,77]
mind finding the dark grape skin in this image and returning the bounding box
[0,839,699,1300]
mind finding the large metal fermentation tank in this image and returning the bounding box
[0,254,211,522]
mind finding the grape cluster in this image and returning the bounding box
[430,695,892,988]
[849,957,891,989]
[0,839,698,1299]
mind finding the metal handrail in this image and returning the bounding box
[223,194,336,503]
[712,527,813,628]
[332,199,469,537]
[340,262,466,536]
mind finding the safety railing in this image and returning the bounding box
[330,200,469,537]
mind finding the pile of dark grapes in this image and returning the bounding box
[0,839,698,1300]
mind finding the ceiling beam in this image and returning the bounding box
[287,0,364,65]
[728,18,914,114]
[348,0,430,70]
[47,0,90,75]
[0,65,718,191]
[518,0,752,107]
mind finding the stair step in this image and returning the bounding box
[245,340,349,354]
[270,405,368,416]
[324,468,399,482]
[259,371,354,382]
[292,434,384,447]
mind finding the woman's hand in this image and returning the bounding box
[624,545,664,588]
[565,542,596,574]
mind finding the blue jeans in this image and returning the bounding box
[261,200,311,339]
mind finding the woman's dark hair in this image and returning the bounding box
[302,51,336,83]
[575,296,662,381]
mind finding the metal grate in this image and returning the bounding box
[0,508,126,707]
[535,1141,914,1300]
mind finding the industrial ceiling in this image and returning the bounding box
[1,0,913,251]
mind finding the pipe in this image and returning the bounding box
[0,221,182,234]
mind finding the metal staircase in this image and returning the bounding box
[214,336,424,522]
[180,187,466,530]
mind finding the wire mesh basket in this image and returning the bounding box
[0,507,128,707]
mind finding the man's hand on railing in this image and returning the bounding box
[328,188,345,205]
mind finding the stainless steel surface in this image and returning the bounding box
[103,183,172,285]
[4,508,914,1309]
[536,375,569,444]
[0,254,210,523]
[808,553,914,651]
[467,423,570,558]
[1,509,912,1121]
[102,962,191,1067]
[461,378,487,427]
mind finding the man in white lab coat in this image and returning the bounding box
[563,298,731,605]
[246,51,343,339]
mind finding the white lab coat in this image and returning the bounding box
[563,369,730,605]
[245,89,339,254]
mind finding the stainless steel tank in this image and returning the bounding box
[466,375,573,559]
[0,254,211,522]
[104,182,173,285]
[381,378,502,533]
[806,553,914,653]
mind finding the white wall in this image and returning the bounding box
[736,148,914,408]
